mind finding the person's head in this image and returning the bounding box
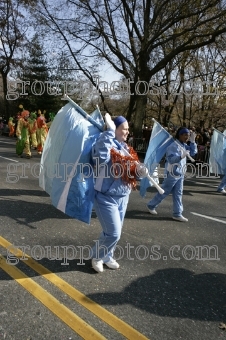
[113,116,129,142]
[175,127,190,143]
[30,112,37,120]
[21,110,30,120]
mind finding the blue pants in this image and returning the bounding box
[217,174,226,192]
[147,174,184,217]
[92,191,129,262]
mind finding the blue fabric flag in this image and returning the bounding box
[39,101,104,224]
[90,107,105,127]
[140,120,174,197]
[209,128,226,175]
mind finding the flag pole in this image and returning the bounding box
[62,94,104,132]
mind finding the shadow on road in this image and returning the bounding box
[0,189,71,229]
[86,267,226,321]
[1,261,225,322]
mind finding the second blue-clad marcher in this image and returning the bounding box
[147,127,197,222]
[217,174,226,193]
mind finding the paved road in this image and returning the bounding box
[0,136,226,340]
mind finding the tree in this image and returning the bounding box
[0,0,29,116]
[18,34,61,113]
[35,0,226,135]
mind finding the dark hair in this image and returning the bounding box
[175,127,188,140]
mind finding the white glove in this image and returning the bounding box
[105,113,116,131]
[190,131,196,143]
[18,136,21,140]
[136,163,149,178]
[181,149,190,159]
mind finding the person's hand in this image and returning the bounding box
[190,131,196,143]
[181,149,190,159]
[136,163,149,177]
[18,135,21,140]
[105,113,116,131]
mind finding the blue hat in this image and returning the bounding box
[113,116,127,129]
[179,128,190,135]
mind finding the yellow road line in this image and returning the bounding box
[0,236,149,339]
[0,254,105,340]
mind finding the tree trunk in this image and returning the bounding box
[164,105,170,126]
[133,94,147,137]
[131,50,150,136]
[126,83,136,123]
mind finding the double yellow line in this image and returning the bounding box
[0,236,149,340]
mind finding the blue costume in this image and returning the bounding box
[91,129,131,263]
[147,139,197,218]
[217,174,226,193]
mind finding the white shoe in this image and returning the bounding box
[217,189,226,193]
[172,216,188,222]
[147,207,157,215]
[105,259,120,269]
[92,258,103,273]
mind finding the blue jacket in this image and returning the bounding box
[92,130,131,197]
[166,140,197,177]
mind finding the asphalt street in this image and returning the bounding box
[0,135,226,340]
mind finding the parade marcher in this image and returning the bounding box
[14,105,24,136]
[16,110,31,158]
[36,109,48,154]
[217,174,226,193]
[91,114,146,272]
[28,112,38,149]
[147,127,197,222]
[8,117,15,137]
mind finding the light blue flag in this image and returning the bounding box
[140,120,174,197]
[39,101,104,224]
[209,128,226,175]
[90,107,105,127]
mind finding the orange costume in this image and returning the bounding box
[8,117,15,137]
[36,110,48,154]
[16,110,31,158]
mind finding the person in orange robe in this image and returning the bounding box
[36,110,48,154]
[8,117,15,137]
